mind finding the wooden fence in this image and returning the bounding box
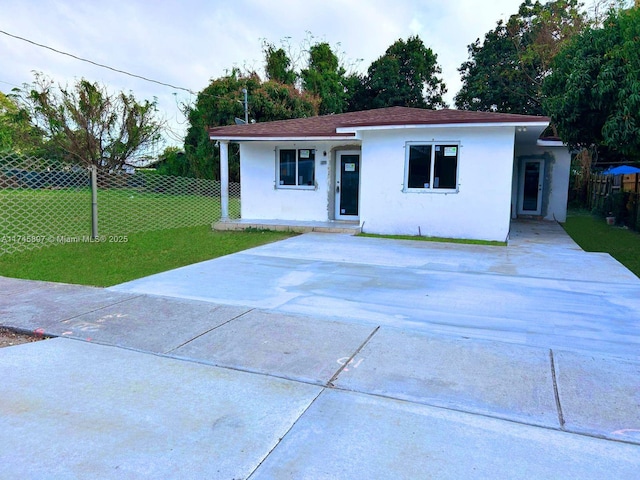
[622,174,640,193]
[588,173,640,231]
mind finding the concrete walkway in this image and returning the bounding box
[1,221,639,478]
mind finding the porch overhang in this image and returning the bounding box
[209,135,357,142]
[336,121,550,136]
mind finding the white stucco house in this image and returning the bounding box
[209,106,570,242]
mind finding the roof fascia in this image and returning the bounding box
[336,121,550,134]
[208,135,358,142]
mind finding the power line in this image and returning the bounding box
[0,79,21,88]
[0,29,198,95]
[1,29,246,105]
[1,29,249,145]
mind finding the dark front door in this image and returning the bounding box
[335,152,360,219]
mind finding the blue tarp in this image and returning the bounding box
[603,165,640,175]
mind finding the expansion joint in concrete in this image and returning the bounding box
[549,349,565,428]
[246,388,325,479]
[163,307,255,353]
[326,325,380,388]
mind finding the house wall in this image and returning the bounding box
[358,126,516,241]
[511,143,571,222]
[237,126,537,241]
[239,141,358,221]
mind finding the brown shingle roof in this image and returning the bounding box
[208,106,550,140]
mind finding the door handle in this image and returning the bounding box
[336,185,340,193]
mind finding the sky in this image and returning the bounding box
[1,0,531,150]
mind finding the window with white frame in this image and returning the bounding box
[278,148,315,187]
[405,142,459,191]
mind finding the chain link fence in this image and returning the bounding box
[0,152,240,256]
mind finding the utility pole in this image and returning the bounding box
[242,88,248,124]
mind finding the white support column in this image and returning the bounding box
[219,140,229,221]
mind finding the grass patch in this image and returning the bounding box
[358,233,506,246]
[562,210,640,277]
[0,226,294,287]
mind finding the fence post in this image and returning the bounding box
[90,165,99,238]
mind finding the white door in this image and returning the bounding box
[519,159,544,216]
[335,151,360,220]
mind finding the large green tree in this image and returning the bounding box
[300,42,348,114]
[183,69,319,181]
[0,91,44,154]
[184,35,450,181]
[154,146,189,177]
[184,72,256,181]
[355,36,447,110]
[15,73,163,170]
[263,41,297,85]
[455,0,587,114]
[543,6,640,159]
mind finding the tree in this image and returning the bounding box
[0,91,44,154]
[589,0,634,26]
[543,6,640,160]
[252,81,320,121]
[15,73,164,170]
[342,72,367,112]
[263,41,297,85]
[153,146,189,177]
[300,42,348,114]
[184,71,253,181]
[455,0,587,114]
[356,36,447,110]
[184,69,319,181]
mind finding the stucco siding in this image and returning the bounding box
[235,125,565,241]
[358,127,515,241]
[548,148,571,222]
[239,141,338,221]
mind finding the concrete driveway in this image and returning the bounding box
[2,220,639,478]
[112,220,640,358]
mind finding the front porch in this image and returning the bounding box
[213,218,362,234]
[214,218,570,245]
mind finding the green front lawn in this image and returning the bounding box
[562,210,640,277]
[0,226,294,287]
